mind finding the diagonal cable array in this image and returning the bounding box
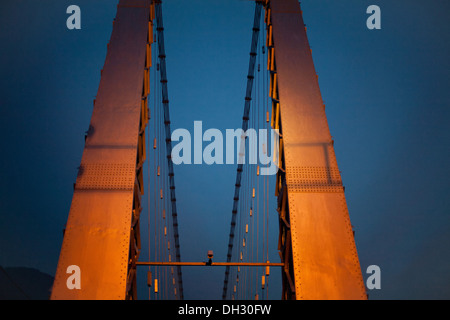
[222,1,263,300]
[153,0,184,300]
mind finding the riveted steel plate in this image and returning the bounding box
[285,166,343,193]
[271,0,366,299]
[51,0,151,300]
[75,163,136,191]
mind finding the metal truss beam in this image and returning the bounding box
[136,262,284,267]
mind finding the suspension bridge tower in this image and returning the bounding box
[50,0,366,300]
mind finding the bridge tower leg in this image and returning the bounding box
[51,0,154,299]
[266,0,367,299]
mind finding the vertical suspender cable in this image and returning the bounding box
[147,17,155,298]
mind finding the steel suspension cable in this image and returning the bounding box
[222,1,263,300]
[154,0,184,300]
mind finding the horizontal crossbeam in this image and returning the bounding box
[136,261,284,267]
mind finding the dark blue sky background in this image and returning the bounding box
[0,0,449,300]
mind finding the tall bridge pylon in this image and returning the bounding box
[50,0,175,300]
[263,0,366,299]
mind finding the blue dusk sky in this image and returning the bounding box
[0,0,449,300]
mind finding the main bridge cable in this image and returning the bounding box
[154,0,184,300]
[222,1,263,300]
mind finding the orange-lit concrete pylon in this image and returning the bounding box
[51,0,155,299]
[267,0,367,299]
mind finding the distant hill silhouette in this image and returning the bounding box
[0,266,54,300]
